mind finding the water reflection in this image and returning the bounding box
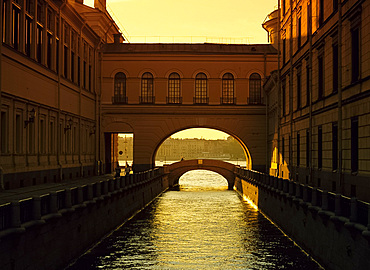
[66,170,322,270]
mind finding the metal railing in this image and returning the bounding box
[112,95,128,104]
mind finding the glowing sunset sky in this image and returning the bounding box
[85,0,277,44]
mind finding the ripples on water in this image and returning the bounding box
[67,170,323,270]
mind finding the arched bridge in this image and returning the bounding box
[164,159,238,190]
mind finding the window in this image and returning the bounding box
[167,73,181,104]
[333,0,338,13]
[64,45,68,78]
[297,132,300,166]
[249,73,262,104]
[40,119,46,154]
[351,117,358,173]
[351,27,360,83]
[49,120,55,154]
[47,33,52,69]
[282,137,285,161]
[282,0,285,14]
[1,111,7,153]
[306,64,310,106]
[141,72,154,103]
[2,0,7,43]
[319,0,324,26]
[282,79,286,115]
[318,126,322,169]
[28,119,34,154]
[113,72,127,104]
[221,73,235,104]
[25,15,32,57]
[194,73,208,104]
[332,122,338,171]
[282,38,286,64]
[332,42,339,93]
[318,54,324,100]
[296,67,301,109]
[306,130,310,167]
[12,4,20,50]
[297,17,302,49]
[36,25,43,63]
[15,114,22,153]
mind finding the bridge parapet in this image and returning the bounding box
[164,159,238,189]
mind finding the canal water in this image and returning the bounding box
[66,170,323,270]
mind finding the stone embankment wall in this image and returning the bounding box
[234,168,370,270]
[0,168,169,270]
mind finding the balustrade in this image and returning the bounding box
[237,168,370,228]
[0,168,163,234]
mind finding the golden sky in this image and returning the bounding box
[86,0,277,44]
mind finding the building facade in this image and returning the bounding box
[0,0,120,189]
[264,0,370,201]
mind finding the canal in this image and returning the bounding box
[66,170,323,269]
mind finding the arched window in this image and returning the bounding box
[249,73,262,104]
[194,73,208,104]
[141,72,154,103]
[168,73,181,104]
[221,73,235,104]
[113,72,127,104]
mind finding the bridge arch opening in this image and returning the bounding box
[154,127,252,169]
[178,170,229,191]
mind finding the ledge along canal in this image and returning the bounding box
[66,170,324,269]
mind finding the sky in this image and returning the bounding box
[85,0,278,44]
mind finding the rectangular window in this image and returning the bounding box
[282,0,285,14]
[282,80,286,115]
[332,122,338,171]
[282,38,286,64]
[60,122,64,154]
[332,43,339,93]
[319,0,324,26]
[306,64,310,106]
[1,111,7,153]
[297,17,302,49]
[333,0,338,13]
[89,65,92,91]
[297,132,300,166]
[351,28,360,83]
[47,33,52,69]
[306,130,310,167]
[36,25,43,63]
[71,51,75,82]
[318,126,322,169]
[12,5,20,50]
[15,114,22,153]
[77,56,81,86]
[40,119,45,154]
[351,117,358,172]
[2,0,7,43]
[318,55,324,100]
[25,16,32,57]
[64,45,68,78]
[28,121,34,154]
[56,39,59,73]
[297,68,301,109]
[282,137,285,162]
[49,121,54,154]
[83,61,86,89]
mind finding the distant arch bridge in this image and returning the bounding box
[164,159,238,190]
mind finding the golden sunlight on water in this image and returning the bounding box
[67,170,323,270]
